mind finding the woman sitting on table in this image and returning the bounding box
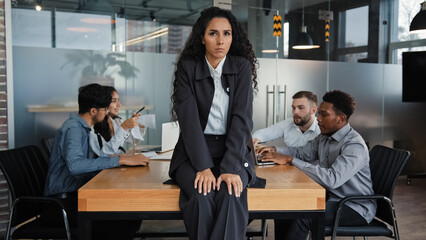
[169,7,258,240]
[90,86,146,157]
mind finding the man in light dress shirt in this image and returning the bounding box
[252,91,320,158]
[258,90,376,240]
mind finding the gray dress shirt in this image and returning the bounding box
[280,123,377,223]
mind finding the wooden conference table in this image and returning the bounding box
[78,160,325,239]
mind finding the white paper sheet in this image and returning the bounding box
[138,114,156,129]
[141,150,173,160]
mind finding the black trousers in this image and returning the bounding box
[174,135,250,240]
[44,192,141,240]
[274,200,368,240]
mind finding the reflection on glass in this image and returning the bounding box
[340,52,368,62]
[125,21,191,53]
[56,12,112,50]
[283,22,289,57]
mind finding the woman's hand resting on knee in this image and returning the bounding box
[194,169,216,196]
[217,174,243,197]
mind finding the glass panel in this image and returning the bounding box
[124,20,191,53]
[10,0,203,147]
[339,6,369,48]
[55,12,113,50]
[12,8,51,47]
[339,52,368,62]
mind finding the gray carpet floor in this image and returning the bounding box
[137,176,426,240]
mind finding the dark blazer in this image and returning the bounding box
[169,55,255,185]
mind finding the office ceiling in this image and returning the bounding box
[12,0,341,25]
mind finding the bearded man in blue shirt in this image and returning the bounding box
[44,83,149,239]
[258,90,376,240]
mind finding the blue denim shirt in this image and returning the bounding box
[44,113,120,196]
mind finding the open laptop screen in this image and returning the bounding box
[247,136,275,166]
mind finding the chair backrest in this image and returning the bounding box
[41,137,55,159]
[369,145,410,225]
[0,145,49,226]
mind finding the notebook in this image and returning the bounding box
[248,137,275,166]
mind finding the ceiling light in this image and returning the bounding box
[125,27,169,46]
[293,26,320,49]
[410,1,426,32]
[35,0,42,11]
[292,1,319,50]
[262,49,279,53]
[80,18,116,24]
[150,11,157,22]
[67,27,99,33]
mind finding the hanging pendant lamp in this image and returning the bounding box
[410,1,426,32]
[292,2,319,49]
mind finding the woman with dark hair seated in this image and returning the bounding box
[90,86,147,156]
[169,7,258,240]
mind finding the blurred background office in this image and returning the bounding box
[0,0,426,237]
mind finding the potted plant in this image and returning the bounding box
[61,50,139,87]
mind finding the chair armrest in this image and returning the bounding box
[12,196,67,210]
[337,195,390,207]
[8,196,72,240]
[331,195,394,240]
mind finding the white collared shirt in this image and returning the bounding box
[89,117,145,157]
[252,117,320,150]
[204,56,229,135]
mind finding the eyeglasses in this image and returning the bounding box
[96,107,109,113]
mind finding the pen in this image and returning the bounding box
[135,106,145,114]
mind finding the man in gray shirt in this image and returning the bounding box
[259,90,376,240]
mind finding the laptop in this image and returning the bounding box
[248,137,275,166]
[141,122,180,153]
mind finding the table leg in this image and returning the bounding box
[311,211,325,240]
[79,213,92,240]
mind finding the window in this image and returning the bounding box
[389,0,426,63]
[336,5,369,62]
[339,6,369,48]
[396,0,426,42]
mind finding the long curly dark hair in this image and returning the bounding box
[94,86,116,142]
[170,7,258,121]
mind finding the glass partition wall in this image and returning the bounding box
[9,0,426,173]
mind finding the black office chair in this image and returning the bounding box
[325,145,410,240]
[0,145,74,240]
[41,137,55,158]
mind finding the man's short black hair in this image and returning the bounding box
[78,84,111,114]
[292,91,318,106]
[323,90,355,120]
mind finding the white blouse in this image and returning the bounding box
[89,117,145,157]
[204,56,229,135]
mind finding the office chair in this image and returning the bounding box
[41,137,55,158]
[325,145,410,240]
[0,145,74,240]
